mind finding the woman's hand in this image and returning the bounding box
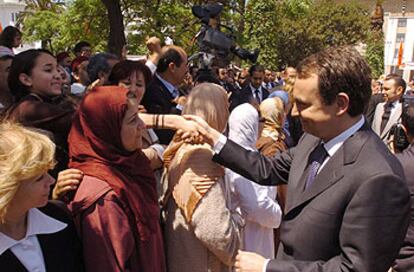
[52,169,83,200]
[180,115,221,146]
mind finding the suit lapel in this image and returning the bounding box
[285,122,370,215]
[380,102,402,139]
[38,234,60,271]
[284,139,317,212]
[156,76,174,101]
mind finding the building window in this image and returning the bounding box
[398,18,407,27]
[396,33,405,43]
[394,48,399,58]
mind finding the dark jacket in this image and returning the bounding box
[213,122,410,272]
[0,201,84,272]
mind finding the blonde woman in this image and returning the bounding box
[163,83,241,272]
[0,122,83,271]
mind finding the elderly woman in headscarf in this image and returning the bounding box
[256,97,288,255]
[163,83,241,272]
[226,103,282,259]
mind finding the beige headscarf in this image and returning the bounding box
[260,97,285,141]
[163,83,229,222]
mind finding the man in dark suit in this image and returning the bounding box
[393,102,414,271]
[185,46,410,271]
[231,64,269,111]
[141,45,188,144]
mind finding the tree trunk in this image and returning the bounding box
[101,0,126,57]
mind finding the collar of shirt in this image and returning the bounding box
[0,208,67,255]
[323,115,365,158]
[250,84,262,95]
[156,73,178,98]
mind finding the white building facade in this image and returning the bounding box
[384,12,414,82]
[0,0,25,29]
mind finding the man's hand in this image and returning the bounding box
[182,115,221,146]
[52,169,83,200]
[234,250,267,272]
[146,36,161,54]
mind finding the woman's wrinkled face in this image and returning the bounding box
[20,53,63,97]
[118,71,146,103]
[120,98,145,152]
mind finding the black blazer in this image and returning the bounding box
[0,201,83,272]
[394,144,414,272]
[141,76,181,144]
[213,122,410,271]
[230,85,269,111]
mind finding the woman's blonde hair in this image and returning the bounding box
[0,122,55,222]
[183,83,229,133]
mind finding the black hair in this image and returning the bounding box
[73,41,91,54]
[385,74,406,93]
[8,49,54,101]
[248,64,265,76]
[402,102,414,136]
[0,26,22,49]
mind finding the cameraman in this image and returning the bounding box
[393,102,414,271]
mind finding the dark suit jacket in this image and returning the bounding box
[141,75,181,144]
[230,85,269,111]
[394,143,414,271]
[213,122,410,271]
[0,201,84,272]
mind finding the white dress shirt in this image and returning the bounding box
[250,84,264,102]
[0,208,67,272]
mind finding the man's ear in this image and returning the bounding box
[336,92,350,116]
[168,62,176,72]
[18,73,32,87]
[397,86,404,96]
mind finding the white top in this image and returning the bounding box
[226,103,282,258]
[71,82,86,95]
[0,208,67,272]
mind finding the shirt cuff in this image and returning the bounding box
[213,134,227,154]
[262,259,270,272]
[176,104,183,111]
[150,144,165,161]
[145,60,157,75]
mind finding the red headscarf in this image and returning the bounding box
[68,86,159,241]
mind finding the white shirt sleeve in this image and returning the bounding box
[232,174,282,229]
[213,134,228,154]
[145,60,157,75]
[262,259,270,272]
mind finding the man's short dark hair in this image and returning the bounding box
[74,41,91,54]
[157,46,185,73]
[296,46,372,117]
[87,53,119,82]
[402,102,414,136]
[248,64,265,76]
[385,73,406,92]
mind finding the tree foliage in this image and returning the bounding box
[19,0,384,75]
[243,0,371,70]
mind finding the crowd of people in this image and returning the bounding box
[0,24,414,272]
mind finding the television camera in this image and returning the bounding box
[190,3,259,71]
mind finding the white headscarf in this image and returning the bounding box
[228,103,259,150]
